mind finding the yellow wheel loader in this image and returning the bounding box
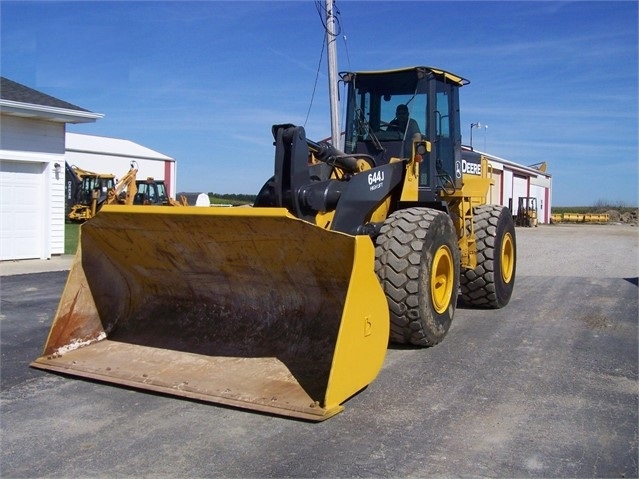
[33,66,516,421]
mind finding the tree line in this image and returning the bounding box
[207,193,257,205]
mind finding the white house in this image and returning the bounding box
[0,77,103,260]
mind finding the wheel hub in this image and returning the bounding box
[431,245,454,314]
[501,232,515,284]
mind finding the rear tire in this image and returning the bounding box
[375,208,460,347]
[460,205,516,308]
[254,176,276,207]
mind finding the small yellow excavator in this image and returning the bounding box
[33,66,516,421]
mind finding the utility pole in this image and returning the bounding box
[325,0,340,148]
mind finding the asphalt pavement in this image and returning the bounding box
[1,224,637,478]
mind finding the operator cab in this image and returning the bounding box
[78,175,115,205]
[341,66,468,199]
[135,179,169,205]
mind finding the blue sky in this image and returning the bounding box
[2,1,637,206]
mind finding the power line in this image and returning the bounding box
[305,1,350,130]
[303,35,325,128]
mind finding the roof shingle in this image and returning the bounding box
[0,77,91,112]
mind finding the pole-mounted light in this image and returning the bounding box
[470,122,481,150]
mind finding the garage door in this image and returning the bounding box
[0,161,44,260]
[512,174,528,215]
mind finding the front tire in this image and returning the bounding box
[375,208,461,347]
[460,205,516,308]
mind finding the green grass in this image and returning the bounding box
[208,193,256,206]
[208,196,253,206]
[65,222,80,255]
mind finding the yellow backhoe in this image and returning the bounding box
[67,164,185,221]
[134,177,189,206]
[33,66,516,421]
[66,164,116,222]
[67,162,139,222]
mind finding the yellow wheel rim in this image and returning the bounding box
[500,232,515,284]
[431,245,455,314]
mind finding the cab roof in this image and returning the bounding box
[340,66,470,87]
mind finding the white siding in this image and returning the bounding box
[531,174,551,189]
[512,175,529,215]
[530,184,546,224]
[50,162,65,254]
[502,169,514,211]
[0,116,65,154]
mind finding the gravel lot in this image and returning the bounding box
[516,223,638,278]
[1,223,637,478]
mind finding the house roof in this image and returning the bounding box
[0,77,103,124]
[1,77,89,111]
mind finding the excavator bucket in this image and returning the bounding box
[31,205,389,421]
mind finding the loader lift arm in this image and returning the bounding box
[257,123,406,235]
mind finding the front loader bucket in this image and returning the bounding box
[32,205,389,421]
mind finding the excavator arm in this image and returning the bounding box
[106,163,138,205]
